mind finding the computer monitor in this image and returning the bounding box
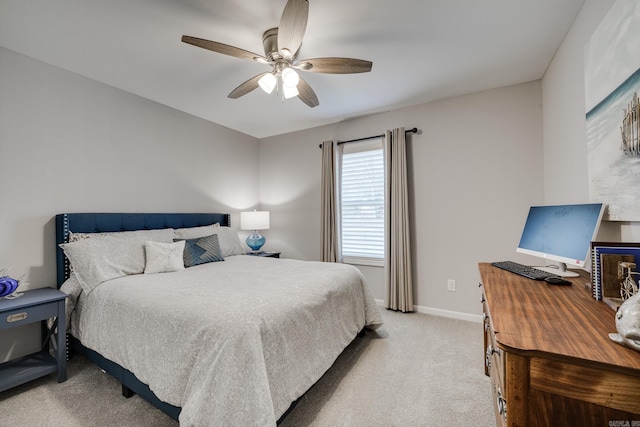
[516,203,605,277]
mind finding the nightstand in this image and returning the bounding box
[245,251,281,258]
[0,288,68,392]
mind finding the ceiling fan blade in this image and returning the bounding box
[228,72,270,99]
[297,77,319,108]
[296,58,372,74]
[182,35,267,63]
[277,0,308,58]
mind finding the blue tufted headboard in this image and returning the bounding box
[55,212,231,287]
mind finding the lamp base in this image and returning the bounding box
[246,231,266,252]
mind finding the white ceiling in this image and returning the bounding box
[0,0,585,139]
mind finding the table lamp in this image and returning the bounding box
[240,211,270,252]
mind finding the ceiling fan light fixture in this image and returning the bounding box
[283,84,299,99]
[258,73,277,94]
[181,0,371,108]
[281,67,299,88]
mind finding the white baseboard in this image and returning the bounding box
[374,299,482,323]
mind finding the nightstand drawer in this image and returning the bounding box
[1,302,59,329]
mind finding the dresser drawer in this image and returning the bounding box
[490,353,507,427]
[485,324,504,386]
[482,292,490,376]
[482,287,506,426]
[482,293,501,375]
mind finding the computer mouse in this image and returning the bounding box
[544,276,572,286]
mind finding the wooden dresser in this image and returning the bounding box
[479,263,640,426]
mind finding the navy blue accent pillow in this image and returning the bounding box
[175,234,225,267]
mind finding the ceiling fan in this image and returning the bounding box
[181,0,372,108]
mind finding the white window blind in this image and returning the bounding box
[340,138,385,266]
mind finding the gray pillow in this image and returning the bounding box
[174,224,219,240]
[214,226,245,257]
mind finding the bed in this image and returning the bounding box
[55,212,383,426]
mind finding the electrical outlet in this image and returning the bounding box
[447,279,456,292]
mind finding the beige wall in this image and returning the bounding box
[260,81,544,319]
[0,46,260,360]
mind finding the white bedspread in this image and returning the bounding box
[69,255,383,426]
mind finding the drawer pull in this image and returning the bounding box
[7,312,28,323]
[497,389,507,418]
[483,313,489,331]
[485,345,500,369]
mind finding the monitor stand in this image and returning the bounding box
[535,262,580,278]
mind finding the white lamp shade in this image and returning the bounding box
[283,84,299,99]
[241,211,270,230]
[281,67,300,87]
[258,73,277,94]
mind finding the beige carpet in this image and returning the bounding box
[0,310,495,426]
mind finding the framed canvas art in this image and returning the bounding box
[584,0,640,221]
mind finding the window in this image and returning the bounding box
[340,138,385,267]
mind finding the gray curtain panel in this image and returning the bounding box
[320,140,339,262]
[384,128,414,312]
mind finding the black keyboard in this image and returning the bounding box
[491,261,560,280]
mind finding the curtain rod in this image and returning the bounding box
[318,127,419,148]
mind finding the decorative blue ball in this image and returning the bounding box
[0,276,18,298]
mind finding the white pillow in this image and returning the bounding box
[60,228,176,294]
[144,240,185,274]
[174,224,220,240]
[214,226,245,256]
[174,224,244,257]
